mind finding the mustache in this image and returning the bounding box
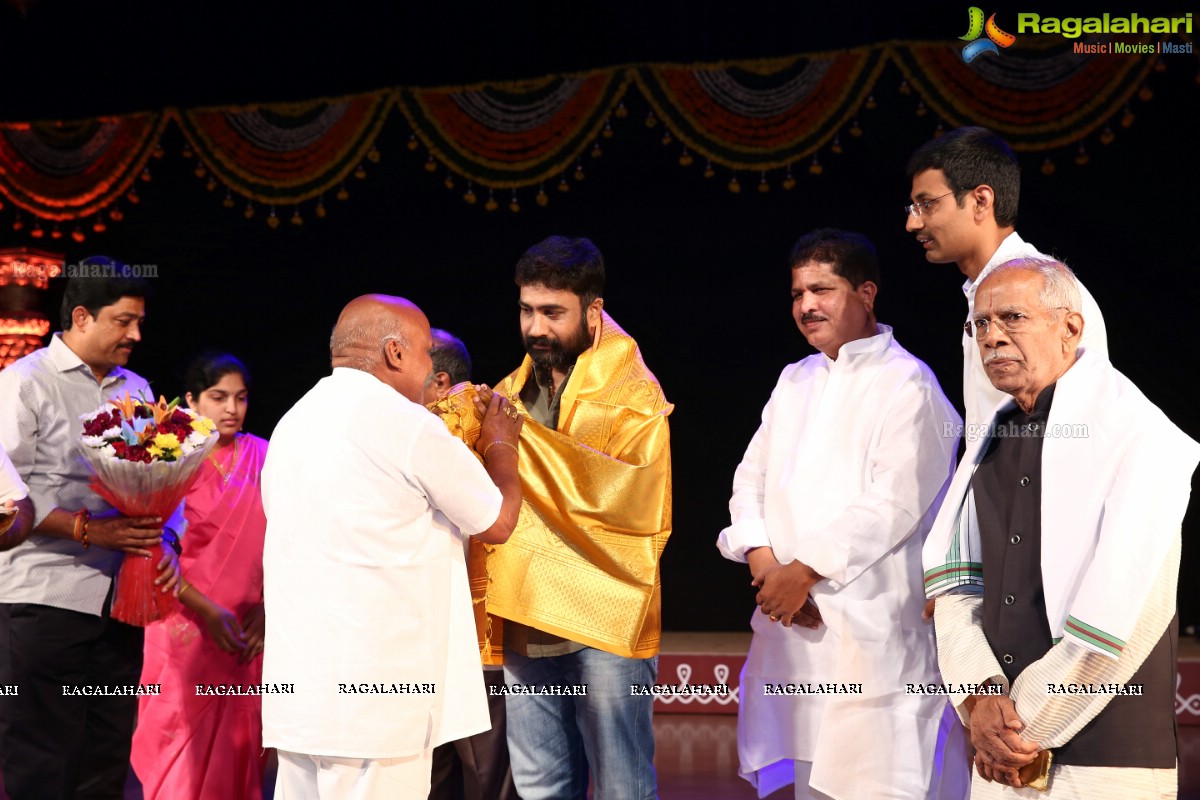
[525,336,555,347]
[800,312,827,324]
[983,350,1022,364]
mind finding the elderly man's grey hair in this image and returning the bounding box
[988,257,1081,313]
[329,322,409,370]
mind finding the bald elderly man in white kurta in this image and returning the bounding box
[261,295,522,798]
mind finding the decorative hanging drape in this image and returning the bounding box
[174,92,393,205]
[892,36,1160,149]
[633,49,885,170]
[0,114,165,221]
[0,34,1186,231]
[395,71,631,188]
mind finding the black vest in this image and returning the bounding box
[973,387,1177,768]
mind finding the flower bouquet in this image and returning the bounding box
[79,393,218,625]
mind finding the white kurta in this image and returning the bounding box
[961,233,1108,429]
[718,325,966,800]
[261,368,502,759]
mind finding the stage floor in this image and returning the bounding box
[653,714,1200,799]
[118,713,1200,799]
[113,633,1200,797]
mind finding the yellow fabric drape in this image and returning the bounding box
[433,312,673,658]
[431,386,504,664]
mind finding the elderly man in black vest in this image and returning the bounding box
[922,257,1197,797]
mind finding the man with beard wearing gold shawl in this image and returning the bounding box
[433,236,672,800]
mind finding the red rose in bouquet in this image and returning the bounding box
[79,393,219,625]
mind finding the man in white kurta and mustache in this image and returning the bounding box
[718,228,968,800]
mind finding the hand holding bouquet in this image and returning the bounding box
[80,393,218,625]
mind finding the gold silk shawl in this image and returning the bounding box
[433,311,672,659]
[430,387,504,665]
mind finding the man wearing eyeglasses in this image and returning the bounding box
[904,126,1108,429]
[924,257,1194,797]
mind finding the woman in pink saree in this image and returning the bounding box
[131,352,269,799]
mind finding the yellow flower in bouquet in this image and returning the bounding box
[147,432,182,460]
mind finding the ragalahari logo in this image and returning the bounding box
[959,7,1017,62]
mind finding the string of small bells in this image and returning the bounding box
[653,106,866,194]
[411,100,631,213]
[897,76,1145,176]
[184,142,381,228]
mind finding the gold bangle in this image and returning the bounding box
[481,440,519,461]
[178,581,192,599]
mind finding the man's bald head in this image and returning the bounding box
[330,294,434,402]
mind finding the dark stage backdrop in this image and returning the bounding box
[15,60,1200,633]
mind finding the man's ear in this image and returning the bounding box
[382,338,405,370]
[586,297,603,336]
[433,371,453,398]
[972,185,996,220]
[71,305,94,332]
[1062,310,1084,353]
[857,281,878,314]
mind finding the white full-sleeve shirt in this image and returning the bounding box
[717,325,964,800]
[261,368,502,759]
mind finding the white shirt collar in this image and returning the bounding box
[48,332,140,389]
[822,323,893,367]
[47,331,134,386]
[962,231,1028,301]
[47,332,88,373]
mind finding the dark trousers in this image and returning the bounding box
[428,668,520,800]
[0,599,143,800]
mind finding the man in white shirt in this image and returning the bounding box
[718,229,967,800]
[261,295,522,798]
[904,126,1108,429]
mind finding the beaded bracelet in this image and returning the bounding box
[73,508,91,548]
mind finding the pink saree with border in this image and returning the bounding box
[131,433,269,800]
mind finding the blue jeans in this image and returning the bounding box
[504,647,657,800]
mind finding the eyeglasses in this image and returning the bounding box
[905,190,956,218]
[964,308,1069,339]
